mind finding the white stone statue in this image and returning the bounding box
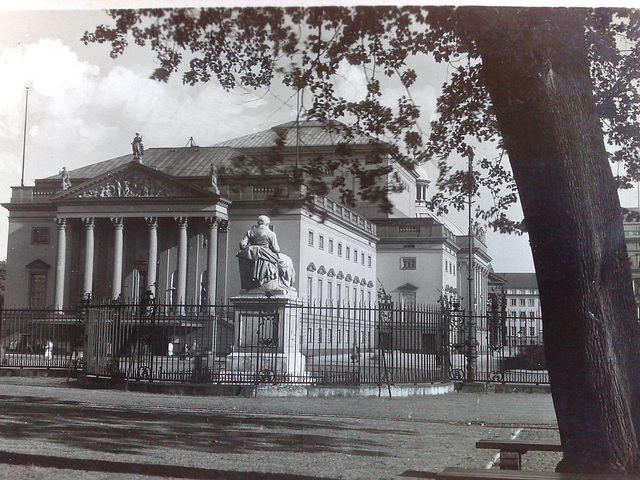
[237,215,295,292]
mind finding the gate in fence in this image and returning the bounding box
[0,298,549,385]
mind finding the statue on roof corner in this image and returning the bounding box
[209,163,220,195]
[60,167,71,190]
[132,133,144,159]
[237,215,296,294]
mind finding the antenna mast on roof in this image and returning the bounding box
[185,137,198,148]
[20,87,29,187]
[295,88,302,169]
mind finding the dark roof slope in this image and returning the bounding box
[496,272,538,290]
[46,147,245,181]
[216,120,375,150]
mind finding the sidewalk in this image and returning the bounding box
[0,377,560,479]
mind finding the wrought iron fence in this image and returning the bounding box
[0,300,549,386]
[0,307,83,370]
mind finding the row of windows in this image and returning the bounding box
[509,310,538,318]
[444,259,456,276]
[509,298,537,307]
[308,230,372,267]
[508,326,538,336]
[307,276,373,304]
[506,289,538,295]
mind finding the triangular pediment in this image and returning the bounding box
[394,283,419,292]
[53,161,218,201]
[26,259,51,270]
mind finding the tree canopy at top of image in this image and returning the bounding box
[84,7,640,473]
[83,6,640,230]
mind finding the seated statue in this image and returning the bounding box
[237,215,296,292]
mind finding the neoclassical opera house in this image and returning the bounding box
[4,120,487,313]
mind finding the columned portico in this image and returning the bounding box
[54,218,67,309]
[146,217,158,296]
[216,219,229,304]
[82,217,95,299]
[111,217,124,300]
[205,216,219,306]
[175,216,188,310]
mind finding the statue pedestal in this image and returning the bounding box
[227,291,307,382]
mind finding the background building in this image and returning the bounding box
[496,272,542,346]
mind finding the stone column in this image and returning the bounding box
[54,218,67,310]
[82,217,95,299]
[216,219,229,304]
[145,217,158,296]
[205,217,219,306]
[111,217,124,301]
[175,217,188,312]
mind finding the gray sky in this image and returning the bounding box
[6,4,627,273]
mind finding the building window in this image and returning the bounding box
[318,328,323,344]
[337,243,342,256]
[28,273,47,309]
[337,283,342,303]
[328,239,334,254]
[530,327,535,336]
[318,279,323,302]
[346,246,350,260]
[327,281,333,302]
[361,252,365,265]
[510,298,517,306]
[400,257,416,270]
[520,298,526,306]
[529,298,535,307]
[308,230,314,246]
[319,234,324,250]
[368,255,372,268]
[307,276,313,301]
[31,227,50,245]
[354,249,358,263]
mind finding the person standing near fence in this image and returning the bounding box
[44,340,53,360]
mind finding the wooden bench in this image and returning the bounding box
[476,438,562,470]
[434,466,639,479]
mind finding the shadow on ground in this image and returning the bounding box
[0,394,415,457]
[0,450,340,480]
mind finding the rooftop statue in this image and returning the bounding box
[209,163,220,195]
[60,167,71,190]
[132,133,144,159]
[237,215,295,293]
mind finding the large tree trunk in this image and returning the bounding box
[459,7,640,473]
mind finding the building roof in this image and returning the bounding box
[216,120,376,150]
[496,272,538,290]
[45,146,246,181]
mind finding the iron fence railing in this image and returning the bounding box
[0,307,83,370]
[0,301,549,385]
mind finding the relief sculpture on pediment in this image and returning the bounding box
[77,174,188,198]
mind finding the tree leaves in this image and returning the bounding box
[83,7,640,231]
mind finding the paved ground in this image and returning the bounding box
[0,377,561,479]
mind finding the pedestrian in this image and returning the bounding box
[44,340,53,360]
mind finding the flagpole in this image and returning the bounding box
[21,87,29,187]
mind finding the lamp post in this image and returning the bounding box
[466,150,478,382]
